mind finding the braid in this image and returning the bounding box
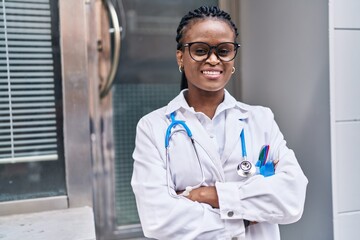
[176,6,239,50]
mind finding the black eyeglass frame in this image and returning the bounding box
[181,41,241,62]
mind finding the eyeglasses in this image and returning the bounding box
[182,42,240,62]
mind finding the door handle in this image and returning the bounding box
[100,0,121,98]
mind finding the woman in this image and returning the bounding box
[131,6,308,240]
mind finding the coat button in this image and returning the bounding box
[227,211,234,217]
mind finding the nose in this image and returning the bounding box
[206,50,220,65]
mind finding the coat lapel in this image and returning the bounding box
[221,109,249,164]
[177,110,225,181]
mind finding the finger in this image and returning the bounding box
[273,159,279,169]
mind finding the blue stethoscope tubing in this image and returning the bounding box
[236,128,256,177]
[165,111,250,198]
[165,112,192,148]
[165,112,206,198]
[240,129,247,159]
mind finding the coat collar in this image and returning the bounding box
[165,89,250,120]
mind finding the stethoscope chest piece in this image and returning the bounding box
[237,160,256,178]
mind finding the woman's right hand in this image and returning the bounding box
[177,186,220,208]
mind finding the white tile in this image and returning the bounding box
[334,0,360,28]
[336,212,360,240]
[335,122,360,213]
[334,30,360,121]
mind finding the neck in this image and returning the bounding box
[185,89,225,119]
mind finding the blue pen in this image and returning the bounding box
[256,145,269,166]
[262,145,270,166]
[256,145,275,177]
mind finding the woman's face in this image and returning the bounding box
[176,19,236,94]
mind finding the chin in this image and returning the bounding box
[206,82,228,91]
[188,80,228,93]
[200,85,226,92]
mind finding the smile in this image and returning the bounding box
[201,70,222,75]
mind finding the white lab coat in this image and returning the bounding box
[131,90,308,240]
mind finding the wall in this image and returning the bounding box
[330,0,360,239]
[239,1,332,239]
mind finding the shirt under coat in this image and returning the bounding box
[131,90,308,240]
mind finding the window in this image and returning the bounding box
[0,0,65,203]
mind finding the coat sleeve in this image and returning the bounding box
[131,115,245,239]
[216,108,308,224]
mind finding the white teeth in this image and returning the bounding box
[202,71,220,75]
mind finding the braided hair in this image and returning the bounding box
[176,6,239,90]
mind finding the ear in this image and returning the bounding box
[176,50,183,67]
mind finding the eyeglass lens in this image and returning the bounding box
[188,42,238,62]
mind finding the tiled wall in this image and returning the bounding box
[331,0,360,239]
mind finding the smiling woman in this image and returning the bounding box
[131,5,308,240]
[176,19,238,117]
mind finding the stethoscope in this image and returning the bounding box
[165,111,256,198]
